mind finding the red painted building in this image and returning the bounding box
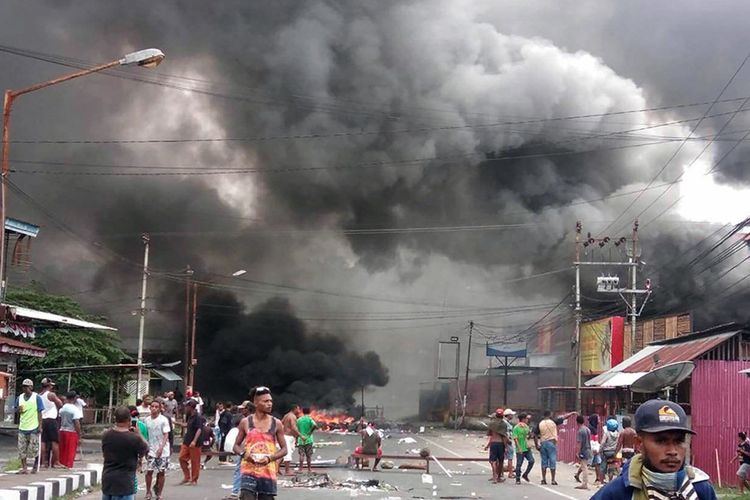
[582,323,750,486]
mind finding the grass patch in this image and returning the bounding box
[715,486,744,499]
[3,458,21,472]
[58,484,100,499]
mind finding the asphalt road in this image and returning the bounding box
[75,430,599,500]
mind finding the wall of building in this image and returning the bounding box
[691,360,750,486]
[448,369,566,416]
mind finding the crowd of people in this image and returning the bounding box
[16,377,86,474]
[95,385,304,500]
[17,378,725,500]
[483,402,719,500]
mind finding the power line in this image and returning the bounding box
[599,51,750,236]
[5,43,750,135]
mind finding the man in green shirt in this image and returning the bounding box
[296,408,317,473]
[17,378,43,474]
[512,413,536,484]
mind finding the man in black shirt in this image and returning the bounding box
[102,406,148,500]
[178,399,204,485]
[218,402,234,463]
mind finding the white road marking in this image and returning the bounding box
[418,435,586,500]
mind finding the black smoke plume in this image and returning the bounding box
[1,1,749,415]
[193,293,389,410]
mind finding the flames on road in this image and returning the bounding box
[309,409,356,430]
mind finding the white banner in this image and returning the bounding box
[0,320,35,338]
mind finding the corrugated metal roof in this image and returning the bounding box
[151,368,182,381]
[0,336,47,358]
[5,304,117,331]
[585,346,660,387]
[623,331,736,373]
[588,371,645,388]
[586,330,740,387]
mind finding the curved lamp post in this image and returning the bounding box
[0,48,165,299]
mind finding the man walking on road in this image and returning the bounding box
[233,386,287,500]
[178,399,204,485]
[144,400,171,500]
[538,410,559,485]
[281,404,301,475]
[225,401,253,500]
[296,407,317,474]
[503,409,516,478]
[39,378,63,468]
[102,406,148,500]
[592,399,717,500]
[616,416,638,463]
[484,408,508,483]
[512,413,535,484]
[162,392,178,420]
[575,414,592,490]
[17,379,43,474]
[219,402,234,463]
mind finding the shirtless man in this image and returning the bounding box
[281,405,301,475]
[615,415,638,462]
[484,408,509,482]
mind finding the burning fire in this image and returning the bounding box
[309,409,355,430]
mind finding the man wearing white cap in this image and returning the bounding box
[503,409,516,478]
[17,379,43,474]
[39,377,63,468]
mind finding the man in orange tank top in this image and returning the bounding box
[233,387,287,500]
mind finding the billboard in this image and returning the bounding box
[486,341,527,358]
[580,316,624,375]
[437,341,460,380]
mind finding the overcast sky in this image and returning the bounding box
[1,1,748,416]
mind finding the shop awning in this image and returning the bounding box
[3,303,117,332]
[586,330,739,388]
[151,368,182,381]
[0,336,46,358]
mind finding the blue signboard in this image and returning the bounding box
[486,341,527,358]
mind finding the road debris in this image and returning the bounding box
[279,472,399,492]
[314,440,343,447]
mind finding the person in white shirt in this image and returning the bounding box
[138,394,154,421]
[144,400,171,500]
[193,391,204,415]
[39,378,63,468]
[75,395,87,413]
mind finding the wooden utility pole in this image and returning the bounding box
[184,265,193,384]
[575,222,582,413]
[461,320,474,425]
[188,282,198,388]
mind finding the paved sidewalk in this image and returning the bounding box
[0,463,102,500]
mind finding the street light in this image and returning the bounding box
[0,48,165,299]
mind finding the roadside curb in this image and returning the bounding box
[0,464,102,500]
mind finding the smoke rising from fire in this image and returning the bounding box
[0,1,748,416]
[194,293,389,410]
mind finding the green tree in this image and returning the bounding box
[8,289,125,404]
